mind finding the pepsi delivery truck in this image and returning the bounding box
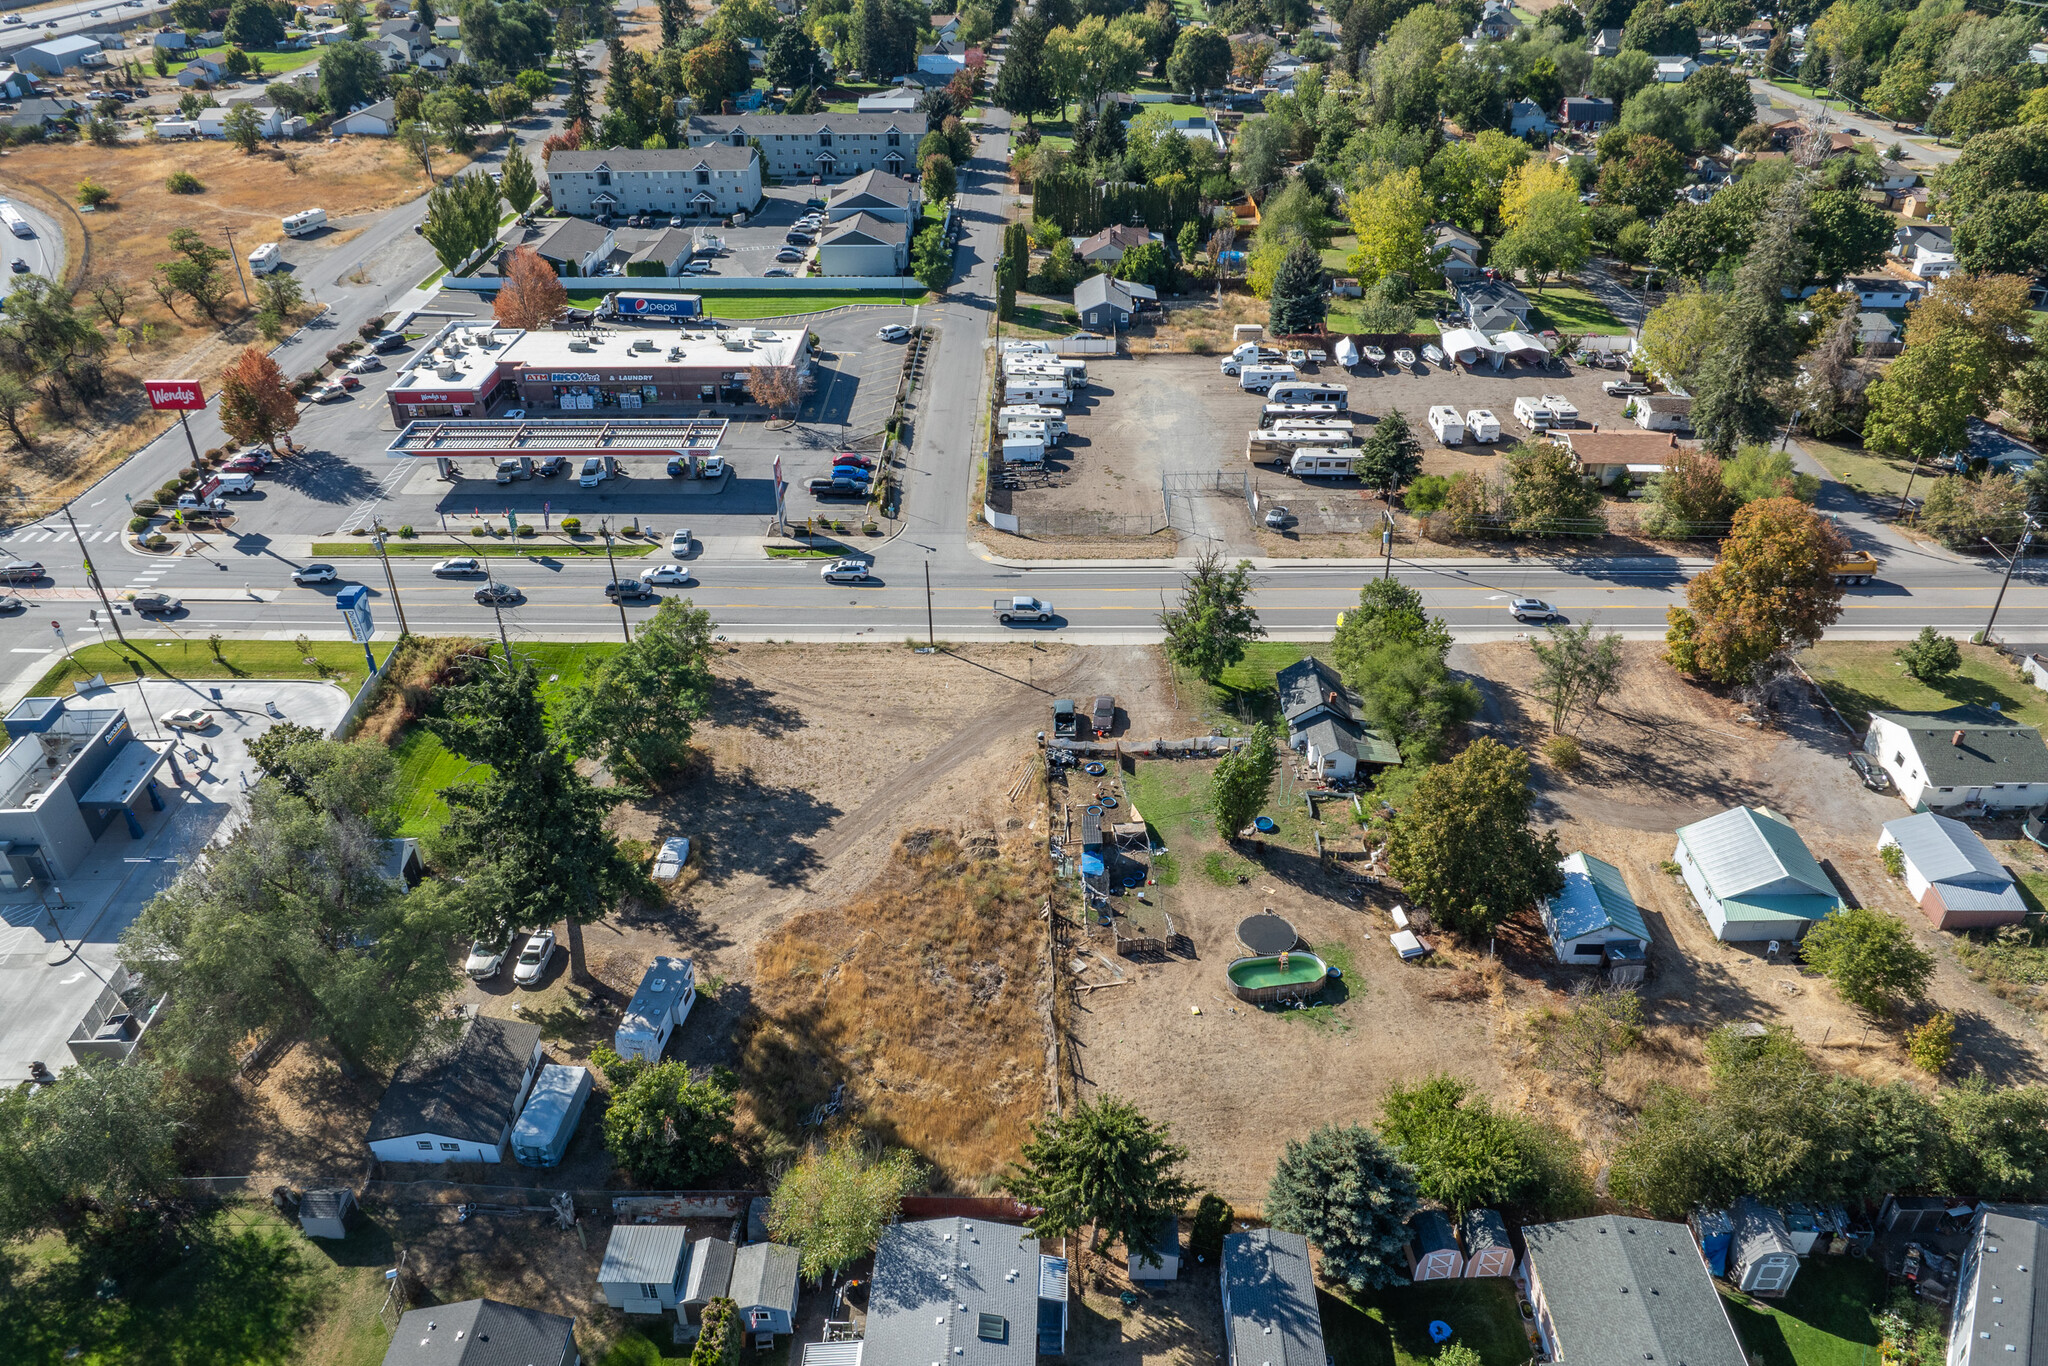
[602,292,705,323]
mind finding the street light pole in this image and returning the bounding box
[61,501,123,644]
[924,557,934,645]
[600,519,632,643]
[1985,517,2037,645]
[222,225,251,306]
[372,528,411,635]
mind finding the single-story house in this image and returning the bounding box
[1222,1229,1325,1366]
[1950,1207,2048,1366]
[334,98,398,136]
[1509,98,1553,136]
[1074,273,1155,332]
[599,1224,690,1315]
[1074,223,1160,265]
[382,1299,576,1366]
[866,1219,1068,1365]
[1454,277,1532,331]
[1865,705,2048,814]
[1432,222,1484,282]
[365,1010,545,1164]
[626,228,695,276]
[1171,115,1226,148]
[153,29,189,49]
[0,70,39,100]
[176,55,229,86]
[728,1241,802,1342]
[1633,393,1693,432]
[1881,811,2027,928]
[10,97,79,133]
[1410,1211,1464,1280]
[917,37,970,74]
[1672,805,1840,942]
[1464,1210,1516,1278]
[197,97,299,140]
[1589,27,1623,56]
[1127,1213,1182,1282]
[1275,656,1400,783]
[1521,1216,1748,1366]
[1653,55,1699,81]
[827,167,921,223]
[365,36,413,69]
[1561,95,1616,127]
[1855,311,1899,346]
[1538,851,1649,982]
[1552,428,1686,486]
[857,87,921,113]
[1728,1198,1801,1297]
[815,212,910,276]
[1839,275,1921,309]
[530,217,618,278]
[417,43,462,69]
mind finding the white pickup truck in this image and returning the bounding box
[993,595,1054,624]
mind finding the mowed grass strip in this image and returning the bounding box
[561,290,929,318]
[31,639,392,696]
[308,539,657,557]
[1322,1278,1532,1366]
[1722,1256,1885,1366]
[1799,641,2047,731]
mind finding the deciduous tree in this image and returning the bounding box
[499,144,539,217]
[217,346,300,451]
[1345,165,1432,287]
[1379,1073,1589,1216]
[1209,721,1280,841]
[768,1141,926,1281]
[558,598,717,787]
[1160,550,1264,682]
[1528,622,1622,735]
[1506,440,1603,536]
[1265,1124,1419,1292]
[492,246,566,330]
[1642,447,1736,537]
[1664,497,1847,684]
[1385,738,1564,936]
[603,1062,736,1185]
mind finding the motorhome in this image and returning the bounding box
[248,242,283,275]
[1238,364,1297,394]
[1248,429,1353,463]
[1261,402,1343,427]
[1003,381,1071,405]
[1004,360,1085,386]
[1540,394,1579,427]
[1002,339,1053,355]
[1427,405,1466,445]
[1465,408,1501,443]
[1513,396,1554,432]
[1288,448,1363,478]
[281,208,326,237]
[1268,419,1356,438]
[1265,382,1349,409]
[1006,420,1059,445]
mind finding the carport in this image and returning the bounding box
[387,417,731,480]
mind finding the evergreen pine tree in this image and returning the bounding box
[1353,407,1423,499]
[1267,239,1327,336]
[1267,1124,1421,1292]
[994,13,1051,124]
[565,54,592,125]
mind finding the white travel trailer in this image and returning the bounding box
[1427,405,1466,444]
[1513,396,1554,431]
[1465,408,1502,442]
[1006,420,1059,445]
[614,956,696,1064]
[1239,364,1297,394]
[1288,447,1362,478]
[1540,394,1579,427]
[1002,436,1047,465]
[1004,381,1072,405]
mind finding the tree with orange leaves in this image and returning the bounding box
[493,247,567,331]
[538,120,587,166]
[1664,496,1847,685]
[217,346,299,453]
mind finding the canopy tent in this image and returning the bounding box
[1490,330,1551,360]
[1440,327,1497,362]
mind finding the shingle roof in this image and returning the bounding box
[1884,812,2024,912]
[366,1012,541,1145]
[1522,1216,1748,1366]
[684,1236,735,1304]
[342,97,396,124]
[1076,223,1154,256]
[1546,851,1649,943]
[1222,1229,1325,1366]
[530,217,611,263]
[1872,706,2048,789]
[729,1241,801,1313]
[819,212,907,247]
[1675,806,1837,904]
[829,168,915,207]
[1276,656,1356,726]
[383,1298,575,1366]
[866,1219,1042,1366]
[1301,714,1401,768]
[550,144,756,174]
[628,228,695,266]
[600,1224,689,1287]
[1075,273,1144,313]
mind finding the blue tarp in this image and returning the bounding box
[1081,853,1106,876]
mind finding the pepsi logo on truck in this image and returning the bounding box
[609,293,702,318]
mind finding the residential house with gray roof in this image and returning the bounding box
[1866,705,2048,815]
[1520,1215,1747,1366]
[1221,1229,1325,1366]
[816,212,910,275]
[683,112,925,181]
[1949,1206,2048,1366]
[827,168,922,223]
[1074,273,1155,332]
[1273,656,1400,783]
[863,1218,1066,1366]
[381,1298,576,1366]
[1454,278,1532,332]
[528,217,617,277]
[366,1010,544,1165]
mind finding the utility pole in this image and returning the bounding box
[61,501,123,644]
[924,557,934,645]
[1898,450,1928,522]
[1380,509,1395,580]
[371,528,410,635]
[1984,516,2037,645]
[482,565,512,657]
[600,519,631,643]
[222,225,251,305]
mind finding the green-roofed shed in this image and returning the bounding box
[1673,806,1839,942]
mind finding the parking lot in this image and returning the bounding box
[554,184,908,279]
[1002,350,1653,548]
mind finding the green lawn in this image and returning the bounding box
[1801,438,1925,502]
[1722,1256,1887,1366]
[1322,1278,1531,1366]
[1321,234,1360,274]
[562,290,930,318]
[1524,285,1628,336]
[0,1200,393,1366]
[32,638,391,697]
[386,642,620,837]
[169,43,324,76]
[1799,641,2047,731]
[1207,641,1314,725]
[309,538,655,557]
[1001,304,1076,338]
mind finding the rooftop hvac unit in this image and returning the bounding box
[436,364,461,380]
[568,339,593,352]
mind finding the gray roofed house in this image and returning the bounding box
[1521,1215,1748,1366]
[1951,1207,2048,1366]
[1563,95,1617,125]
[728,1242,802,1338]
[628,227,697,275]
[9,97,78,132]
[866,1218,1049,1366]
[1855,311,1899,345]
[816,211,911,275]
[365,1011,544,1165]
[1454,278,1532,329]
[334,97,398,135]
[382,1298,576,1366]
[1881,811,2027,929]
[1074,273,1156,332]
[529,217,617,278]
[683,1236,737,1314]
[1221,1229,1326,1366]
[827,168,921,221]
[1866,705,2048,815]
[1671,805,1839,942]
[1275,656,1400,782]
[1432,222,1484,281]
[599,1223,691,1315]
[1590,27,1624,56]
[1074,223,1159,263]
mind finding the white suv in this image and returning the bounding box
[579,457,607,487]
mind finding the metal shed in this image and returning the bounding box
[299,1187,356,1240]
[1729,1197,1800,1297]
[1461,1209,1514,1277]
[510,1064,593,1167]
[1408,1211,1464,1280]
[1128,1212,1182,1281]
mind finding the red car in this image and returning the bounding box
[221,456,264,474]
[832,452,874,471]
[339,375,364,391]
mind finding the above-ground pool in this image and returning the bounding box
[1227,952,1332,1005]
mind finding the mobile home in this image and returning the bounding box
[1239,364,1297,394]
[1261,401,1343,426]
[1288,448,1362,478]
[1265,382,1348,409]
[1427,405,1465,444]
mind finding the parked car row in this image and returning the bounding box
[466,929,556,986]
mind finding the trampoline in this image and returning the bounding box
[1238,912,1299,956]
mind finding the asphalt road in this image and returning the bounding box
[0,193,64,284]
[0,0,171,57]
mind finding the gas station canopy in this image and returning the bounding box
[385,417,730,460]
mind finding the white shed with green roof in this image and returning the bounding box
[1673,806,1839,942]
[1539,852,1649,966]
